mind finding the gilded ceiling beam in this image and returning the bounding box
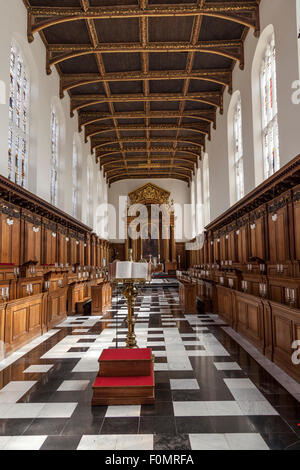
[107,172,191,186]
[105,165,193,177]
[97,147,201,162]
[85,124,211,142]
[27,3,260,42]
[91,136,204,152]
[108,175,190,186]
[71,92,223,116]
[101,158,195,170]
[61,70,232,97]
[47,40,243,74]
[78,109,217,130]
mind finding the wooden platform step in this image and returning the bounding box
[98,348,153,377]
[92,365,155,406]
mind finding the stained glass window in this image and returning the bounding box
[260,35,280,179]
[72,140,79,218]
[8,42,30,188]
[50,108,59,206]
[203,154,210,226]
[233,97,244,200]
[87,164,93,227]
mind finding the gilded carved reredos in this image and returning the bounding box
[128,183,171,206]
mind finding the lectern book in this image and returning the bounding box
[109,261,150,280]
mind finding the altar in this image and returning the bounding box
[124,183,178,271]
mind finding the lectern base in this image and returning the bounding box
[92,348,155,406]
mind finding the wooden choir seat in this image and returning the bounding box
[75,297,92,315]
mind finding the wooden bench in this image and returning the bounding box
[75,297,91,315]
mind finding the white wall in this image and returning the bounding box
[0,0,108,234]
[203,0,300,221]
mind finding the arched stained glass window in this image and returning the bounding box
[50,108,59,206]
[72,140,79,218]
[260,35,279,179]
[8,42,30,188]
[233,97,244,200]
[87,164,93,227]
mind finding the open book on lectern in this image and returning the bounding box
[109,261,151,281]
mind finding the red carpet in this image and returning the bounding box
[100,348,152,362]
[94,374,153,388]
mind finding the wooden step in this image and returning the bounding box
[92,365,155,406]
[98,348,153,377]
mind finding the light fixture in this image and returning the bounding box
[272,213,278,222]
[250,223,256,230]
[6,217,14,226]
[52,232,57,238]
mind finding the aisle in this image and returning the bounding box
[0,287,299,450]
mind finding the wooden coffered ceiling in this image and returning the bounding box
[23,0,261,186]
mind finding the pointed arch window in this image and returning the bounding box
[261,35,280,179]
[72,140,79,218]
[8,42,30,188]
[50,108,59,206]
[87,164,93,228]
[233,97,244,200]
[203,154,210,226]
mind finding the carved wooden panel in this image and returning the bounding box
[43,228,57,265]
[220,235,227,261]
[58,232,68,266]
[235,292,264,352]
[293,198,300,261]
[268,206,288,263]
[5,295,43,354]
[250,217,265,259]
[216,286,233,325]
[227,231,237,263]
[237,224,247,263]
[24,220,41,264]
[46,288,67,329]
[0,213,20,265]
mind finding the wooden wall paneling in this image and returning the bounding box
[236,223,248,264]
[293,190,300,261]
[262,300,274,360]
[4,294,43,354]
[216,286,233,326]
[0,303,5,348]
[22,211,42,265]
[235,291,265,353]
[46,287,67,329]
[227,230,237,263]
[85,234,91,267]
[77,240,85,266]
[270,301,300,382]
[57,227,68,266]
[268,203,289,263]
[220,234,227,262]
[0,209,21,266]
[213,238,220,263]
[69,236,77,266]
[91,234,97,267]
[43,224,58,265]
[249,214,265,261]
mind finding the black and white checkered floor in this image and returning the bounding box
[0,287,299,450]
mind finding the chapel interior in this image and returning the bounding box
[0,0,299,452]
